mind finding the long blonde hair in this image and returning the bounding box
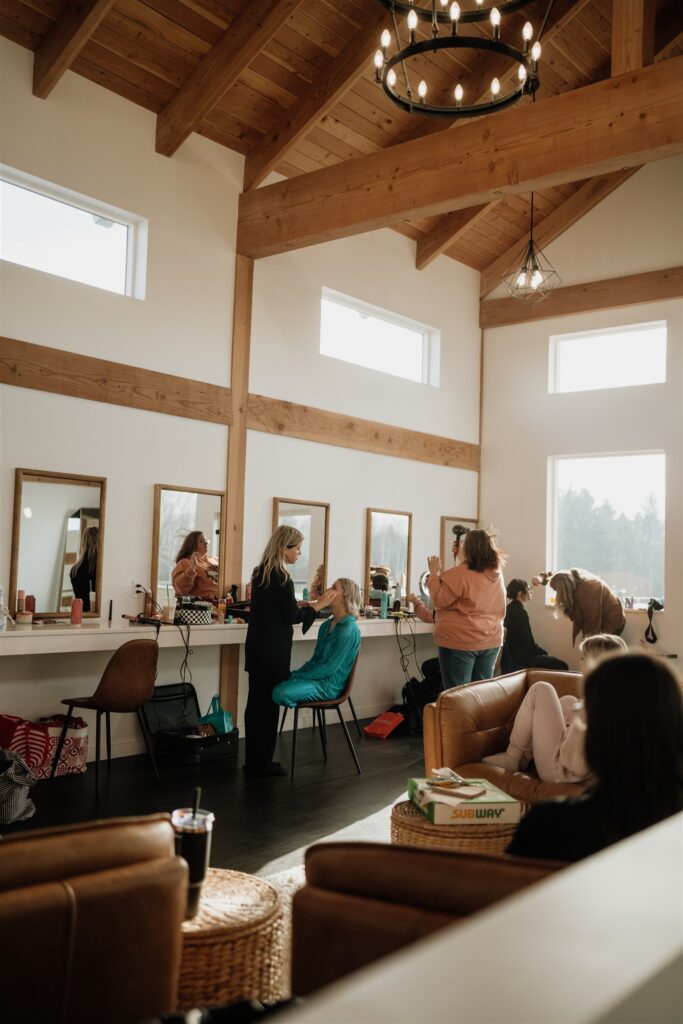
[337,578,361,618]
[550,568,594,619]
[73,525,99,575]
[256,525,304,587]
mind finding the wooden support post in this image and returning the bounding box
[612,0,655,76]
[219,255,254,717]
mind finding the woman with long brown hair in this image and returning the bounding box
[244,525,335,777]
[172,530,219,600]
[426,528,506,687]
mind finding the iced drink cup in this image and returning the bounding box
[171,807,215,919]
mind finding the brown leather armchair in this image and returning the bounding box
[291,841,562,995]
[0,814,188,1024]
[423,668,587,804]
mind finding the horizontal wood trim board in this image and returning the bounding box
[0,337,232,424]
[246,394,480,472]
[479,265,683,328]
[236,56,683,258]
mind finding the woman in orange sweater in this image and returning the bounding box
[424,529,506,688]
[172,531,219,601]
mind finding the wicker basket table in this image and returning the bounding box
[177,867,285,1010]
[391,800,518,855]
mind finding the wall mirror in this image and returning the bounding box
[151,485,224,603]
[365,508,412,604]
[9,468,107,618]
[440,516,478,571]
[273,497,330,601]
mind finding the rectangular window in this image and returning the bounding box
[0,166,147,298]
[548,452,665,610]
[549,322,666,393]
[320,288,439,385]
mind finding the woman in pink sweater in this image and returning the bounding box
[422,529,506,688]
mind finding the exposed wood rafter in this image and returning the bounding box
[243,6,391,192]
[33,0,115,99]
[479,265,683,328]
[237,56,683,258]
[612,0,655,75]
[155,0,304,158]
[416,205,490,272]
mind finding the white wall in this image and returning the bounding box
[481,159,683,670]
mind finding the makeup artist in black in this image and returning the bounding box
[70,526,98,612]
[244,525,334,777]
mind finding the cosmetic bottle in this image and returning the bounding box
[25,594,36,613]
[302,587,309,602]
[380,591,389,619]
[71,598,83,625]
[17,589,25,613]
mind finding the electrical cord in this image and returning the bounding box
[393,615,424,683]
[174,622,193,685]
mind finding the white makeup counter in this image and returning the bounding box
[0,616,433,657]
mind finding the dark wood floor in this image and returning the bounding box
[5,720,424,874]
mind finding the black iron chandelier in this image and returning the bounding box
[373,0,545,118]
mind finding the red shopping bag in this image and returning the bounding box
[364,710,405,739]
[33,716,88,779]
[0,714,50,771]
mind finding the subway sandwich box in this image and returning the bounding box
[408,777,522,826]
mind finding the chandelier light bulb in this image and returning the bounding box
[418,79,428,101]
[450,2,460,21]
[387,68,397,88]
[380,29,391,51]
[374,49,384,69]
[407,9,418,32]
[516,271,528,288]
[440,0,448,7]
[531,40,542,63]
[454,82,464,105]
[491,77,500,97]
[518,64,527,83]
[531,269,544,289]
[490,7,501,27]
[522,21,533,41]
[476,0,484,6]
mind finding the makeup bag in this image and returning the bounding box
[175,598,213,625]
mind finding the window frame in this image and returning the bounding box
[320,286,440,386]
[0,164,148,299]
[548,320,667,395]
[546,449,666,611]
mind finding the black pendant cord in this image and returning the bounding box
[529,192,535,245]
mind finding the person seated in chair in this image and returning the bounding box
[273,578,361,708]
[501,578,568,673]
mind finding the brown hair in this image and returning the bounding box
[461,529,505,573]
[175,530,204,564]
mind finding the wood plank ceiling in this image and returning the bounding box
[2,0,681,292]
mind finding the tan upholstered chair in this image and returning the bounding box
[0,814,187,1024]
[50,638,160,795]
[291,840,563,995]
[423,668,587,804]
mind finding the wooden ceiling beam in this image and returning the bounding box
[243,6,391,192]
[612,0,655,76]
[155,0,304,158]
[236,56,683,259]
[415,205,490,271]
[479,168,639,297]
[479,265,683,328]
[33,0,115,99]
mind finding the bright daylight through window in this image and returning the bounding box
[0,169,147,297]
[320,288,439,385]
[550,321,667,393]
[549,452,665,611]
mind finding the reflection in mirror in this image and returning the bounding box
[273,498,330,601]
[365,508,412,605]
[440,516,478,571]
[10,469,106,617]
[152,486,224,604]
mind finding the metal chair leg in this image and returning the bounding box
[95,710,102,798]
[348,697,362,739]
[50,707,73,780]
[105,712,112,768]
[336,706,361,774]
[291,707,299,780]
[316,709,327,761]
[279,706,288,734]
[137,709,160,782]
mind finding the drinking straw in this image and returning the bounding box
[192,786,201,821]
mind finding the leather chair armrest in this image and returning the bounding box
[423,701,440,775]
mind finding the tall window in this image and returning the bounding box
[549,321,667,393]
[320,288,439,385]
[549,452,665,609]
[0,167,147,298]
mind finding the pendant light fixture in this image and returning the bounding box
[501,193,561,304]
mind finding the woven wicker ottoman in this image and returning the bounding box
[177,867,285,1010]
[391,800,517,855]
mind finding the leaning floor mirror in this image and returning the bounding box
[152,485,224,604]
[9,468,107,618]
[273,497,330,601]
[365,508,412,606]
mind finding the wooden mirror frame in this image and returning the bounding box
[440,516,478,570]
[365,507,413,606]
[151,484,225,602]
[9,468,107,618]
[272,497,330,596]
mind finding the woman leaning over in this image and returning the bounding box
[426,528,506,688]
[244,525,334,777]
[540,568,625,645]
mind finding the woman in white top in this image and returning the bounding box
[483,634,628,783]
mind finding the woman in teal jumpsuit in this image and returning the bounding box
[273,578,361,707]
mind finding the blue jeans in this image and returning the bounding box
[438,646,500,688]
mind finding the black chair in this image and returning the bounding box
[50,639,160,797]
[281,657,362,780]
[279,696,362,739]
